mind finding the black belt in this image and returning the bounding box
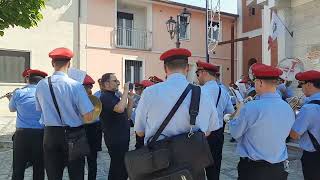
[240,157,283,165]
[45,125,84,132]
[16,128,44,131]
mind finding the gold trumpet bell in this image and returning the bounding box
[88,95,102,122]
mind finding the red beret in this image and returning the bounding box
[149,76,164,83]
[239,76,249,83]
[135,80,155,88]
[49,47,74,61]
[83,74,95,85]
[295,70,320,81]
[160,48,191,61]
[196,60,219,73]
[252,63,283,79]
[140,80,154,87]
[22,68,31,78]
[28,69,48,78]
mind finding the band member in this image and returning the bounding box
[290,70,320,180]
[196,61,235,180]
[35,47,94,180]
[9,69,47,180]
[99,73,134,180]
[134,48,220,179]
[82,74,103,180]
[277,78,294,100]
[93,78,103,98]
[131,80,155,149]
[227,63,295,180]
[239,76,256,98]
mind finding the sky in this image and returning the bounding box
[172,0,238,14]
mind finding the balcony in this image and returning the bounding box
[113,27,152,50]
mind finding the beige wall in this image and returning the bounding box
[86,0,238,92]
[0,0,80,116]
[0,0,238,115]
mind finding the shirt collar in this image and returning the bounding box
[308,92,320,101]
[53,71,68,76]
[166,73,187,82]
[204,80,217,87]
[257,92,281,99]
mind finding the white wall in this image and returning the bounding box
[0,0,80,116]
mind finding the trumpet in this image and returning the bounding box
[224,95,256,122]
[287,95,304,112]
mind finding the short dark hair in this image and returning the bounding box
[101,73,114,83]
[206,70,216,77]
[164,59,188,70]
[53,59,70,68]
[28,75,44,84]
[260,79,279,85]
[311,80,320,89]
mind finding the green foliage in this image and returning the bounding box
[0,0,46,36]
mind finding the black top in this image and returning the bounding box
[100,90,130,145]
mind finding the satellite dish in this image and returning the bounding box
[277,58,304,81]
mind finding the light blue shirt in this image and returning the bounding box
[202,80,234,129]
[92,90,102,122]
[9,85,44,129]
[134,73,219,144]
[35,71,94,127]
[229,92,295,163]
[292,92,320,152]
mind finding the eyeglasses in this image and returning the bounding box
[109,79,119,83]
[298,81,307,88]
[195,70,206,77]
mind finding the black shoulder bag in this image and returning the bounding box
[307,100,320,152]
[125,84,213,180]
[48,77,90,162]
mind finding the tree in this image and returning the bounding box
[0,0,46,36]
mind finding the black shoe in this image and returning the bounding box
[230,138,236,143]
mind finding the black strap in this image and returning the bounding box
[306,100,320,152]
[189,85,200,125]
[216,86,221,108]
[48,77,64,125]
[148,84,194,147]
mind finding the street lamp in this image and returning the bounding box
[165,8,191,48]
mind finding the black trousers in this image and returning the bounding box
[205,126,225,180]
[84,122,102,180]
[301,150,320,180]
[12,128,44,180]
[237,158,288,180]
[43,126,85,180]
[104,135,129,180]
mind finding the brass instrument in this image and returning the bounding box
[287,95,303,112]
[88,95,102,121]
[224,94,256,122]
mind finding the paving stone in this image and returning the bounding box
[0,116,304,179]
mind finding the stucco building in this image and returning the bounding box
[0,0,238,115]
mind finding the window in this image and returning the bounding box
[179,16,190,40]
[0,50,30,83]
[249,7,256,16]
[125,60,143,83]
[208,21,221,42]
[117,12,134,47]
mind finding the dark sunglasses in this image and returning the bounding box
[298,81,307,88]
[195,70,206,77]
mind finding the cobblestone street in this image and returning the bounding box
[0,116,304,180]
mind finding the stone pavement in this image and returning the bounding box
[0,116,304,179]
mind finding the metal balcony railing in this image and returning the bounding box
[113,27,152,50]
